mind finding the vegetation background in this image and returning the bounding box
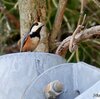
[0,0,100,67]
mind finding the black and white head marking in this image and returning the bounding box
[29,22,44,38]
[20,22,44,52]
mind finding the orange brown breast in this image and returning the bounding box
[20,36,40,52]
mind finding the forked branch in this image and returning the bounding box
[56,25,100,57]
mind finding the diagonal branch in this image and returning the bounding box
[56,25,100,57]
[69,0,85,61]
[50,0,68,51]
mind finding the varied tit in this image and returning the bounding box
[19,22,44,52]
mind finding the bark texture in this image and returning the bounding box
[18,0,35,37]
[18,0,47,37]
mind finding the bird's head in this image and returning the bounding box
[20,22,44,52]
[29,22,44,38]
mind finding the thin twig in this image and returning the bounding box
[67,51,75,62]
[14,2,18,9]
[63,15,73,32]
[81,14,86,26]
[77,0,84,26]
[69,1,85,52]
[92,40,100,45]
[69,25,84,52]
[68,0,85,61]
[92,0,100,8]
[74,0,85,61]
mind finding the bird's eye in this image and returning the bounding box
[35,22,38,26]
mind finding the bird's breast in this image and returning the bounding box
[22,36,40,51]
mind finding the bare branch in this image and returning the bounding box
[52,0,72,31]
[0,5,20,29]
[68,15,86,53]
[69,25,84,52]
[68,0,86,61]
[56,25,100,57]
[77,0,84,26]
[92,0,100,8]
[81,14,86,26]
[50,0,68,51]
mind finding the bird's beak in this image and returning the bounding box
[20,32,29,52]
[41,24,44,28]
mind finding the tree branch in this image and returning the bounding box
[0,5,20,29]
[56,25,100,57]
[69,0,85,61]
[50,0,68,51]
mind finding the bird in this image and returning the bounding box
[44,80,63,99]
[18,22,44,52]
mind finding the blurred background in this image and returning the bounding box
[0,0,100,67]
